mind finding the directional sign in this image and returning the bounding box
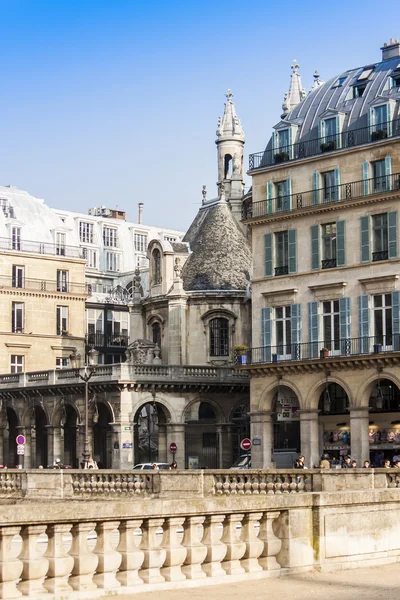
[240,438,252,452]
[17,445,25,455]
[169,442,177,454]
[16,435,25,446]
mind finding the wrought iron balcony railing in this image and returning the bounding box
[372,250,389,262]
[0,275,88,295]
[274,265,288,276]
[235,335,400,366]
[0,237,83,259]
[242,172,400,220]
[321,258,337,269]
[249,118,400,171]
[86,333,129,348]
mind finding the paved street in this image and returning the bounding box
[119,563,399,600]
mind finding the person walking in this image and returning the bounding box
[294,455,306,469]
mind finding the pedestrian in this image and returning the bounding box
[151,463,159,470]
[170,461,178,470]
[84,456,98,469]
[351,460,357,468]
[394,461,400,469]
[363,460,370,468]
[384,459,391,468]
[320,458,330,469]
[342,455,352,468]
[294,455,306,469]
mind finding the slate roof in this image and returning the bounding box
[181,201,251,291]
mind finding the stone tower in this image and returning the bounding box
[215,90,245,222]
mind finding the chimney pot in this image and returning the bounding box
[138,202,143,224]
[381,38,400,61]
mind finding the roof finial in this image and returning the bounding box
[216,90,244,140]
[281,59,306,117]
[225,89,234,102]
[309,69,325,93]
[291,59,300,74]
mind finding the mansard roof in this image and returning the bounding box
[181,201,251,292]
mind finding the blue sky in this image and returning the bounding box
[0,0,397,230]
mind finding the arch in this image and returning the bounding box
[357,371,400,407]
[93,402,113,468]
[306,375,354,410]
[6,407,18,467]
[224,154,233,179]
[146,313,166,326]
[33,405,48,468]
[182,397,226,424]
[257,378,303,412]
[134,394,173,424]
[201,308,238,323]
[184,399,225,469]
[318,382,350,415]
[22,400,50,428]
[52,397,81,427]
[134,399,171,465]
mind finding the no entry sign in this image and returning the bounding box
[240,438,252,452]
[169,442,177,454]
[16,435,25,446]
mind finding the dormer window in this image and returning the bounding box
[0,199,14,218]
[369,102,393,138]
[273,127,295,162]
[391,73,400,88]
[319,115,342,151]
[353,83,367,98]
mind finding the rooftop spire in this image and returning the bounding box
[309,69,325,93]
[281,60,306,117]
[216,89,244,141]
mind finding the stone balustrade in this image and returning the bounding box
[211,471,313,495]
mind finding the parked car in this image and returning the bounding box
[230,454,251,469]
[132,463,171,470]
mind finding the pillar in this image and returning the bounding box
[299,409,320,468]
[250,411,273,468]
[158,424,167,462]
[166,423,185,468]
[46,426,55,468]
[350,405,370,465]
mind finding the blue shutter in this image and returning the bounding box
[288,229,297,274]
[334,167,341,201]
[285,178,292,211]
[267,182,273,214]
[388,210,398,259]
[311,224,320,270]
[313,172,320,205]
[318,120,324,142]
[308,301,319,358]
[288,127,293,159]
[385,156,392,191]
[360,216,370,263]
[358,295,370,353]
[339,297,351,355]
[363,161,369,195]
[367,107,372,135]
[264,233,272,277]
[387,102,393,136]
[291,303,301,359]
[261,307,272,362]
[335,115,342,148]
[392,291,400,351]
[336,220,346,266]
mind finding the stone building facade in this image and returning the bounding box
[243,40,400,468]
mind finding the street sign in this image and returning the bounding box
[17,445,25,455]
[169,442,177,454]
[16,435,25,446]
[240,438,252,451]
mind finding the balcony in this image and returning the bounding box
[242,172,400,220]
[249,118,400,171]
[236,335,400,368]
[372,250,389,262]
[0,275,88,295]
[321,258,337,269]
[86,333,129,348]
[274,265,288,276]
[0,238,83,259]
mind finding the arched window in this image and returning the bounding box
[209,317,229,356]
[152,322,161,347]
[152,249,161,284]
[224,154,232,179]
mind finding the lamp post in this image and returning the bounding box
[70,349,98,467]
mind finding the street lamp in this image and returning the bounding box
[70,349,99,467]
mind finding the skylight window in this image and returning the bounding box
[358,67,374,81]
[332,76,347,88]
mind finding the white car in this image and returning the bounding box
[132,463,171,470]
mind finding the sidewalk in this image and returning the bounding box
[119,562,399,600]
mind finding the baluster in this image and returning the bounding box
[160,517,186,581]
[202,514,227,577]
[93,520,121,589]
[281,474,290,493]
[290,474,299,493]
[69,522,98,591]
[116,519,144,586]
[259,474,267,494]
[18,524,49,595]
[181,516,207,580]
[0,526,23,599]
[43,524,74,593]
[139,518,166,583]
[240,513,263,573]
[274,474,282,494]
[258,512,282,571]
[221,513,245,574]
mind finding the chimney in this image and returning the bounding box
[381,38,400,61]
[138,202,143,224]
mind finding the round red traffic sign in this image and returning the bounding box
[16,435,25,446]
[169,442,177,453]
[240,438,252,451]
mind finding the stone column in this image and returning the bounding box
[258,511,281,571]
[250,411,274,468]
[46,425,55,468]
[167,283,188,365]
[0,410,4,467]
[299,409,320,468]
[166,423,185,468]
[350,405,370,465]
[240,513,263,573]
[158,424,168,462]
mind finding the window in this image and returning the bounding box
[276,306,291,357]
[323,300,340,353]
[12,227,21,250]
[10,355,24,373]
[391,74,400,88]
[56,306,69,335]
[274,231,288,276]
[274,181,290,212]
[105,252,120,272]
[0,198,8,214]
[324,118,337,142]
[358,67,374,81]
[79,222,94,244]
[57,270,69,292]
[164,236,177,243]
[103,227,117,247]
[152,322,161,347]
[322,170,338,202]
[277,129,289,152]
[106,310,128,345]
[82,247,97,268]
[372,213,388,261]
[371,104,388,135]
[12,302,24,333]
[372,160,387,193]
[321,223,337,268]
[12,265,24,288]
[87,308,103,344]
[209,317,229,356]
[134,233,147,253]
[56,232,66,256]
[152,249,161,284]
[332,76,346,88]
[373,294,392,346]
[353,84,367,98]
[56,358,69,369]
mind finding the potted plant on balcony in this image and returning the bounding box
[373,343,383,354]
[320,347,329,359]
[371,129,387,141]
[234,344,248,365]
[62,329,69,336]
[320,140,337,152]
[274,151,289,164]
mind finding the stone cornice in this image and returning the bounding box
[0,289,86,301]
